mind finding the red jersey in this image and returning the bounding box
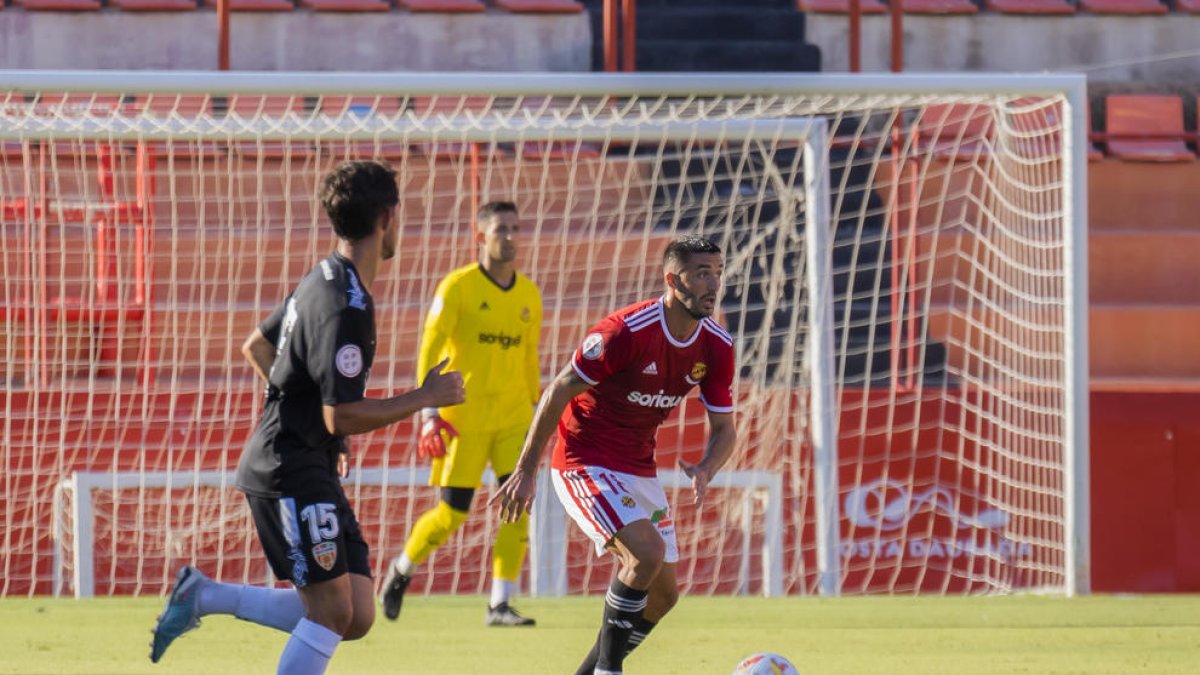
[551,298,736,477]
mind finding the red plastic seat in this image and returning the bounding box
[109,0,197,10]
[520,141,602,161]
[34,93,127,116]
[203,0,294,10]
[1178,0,1200,11]
[13,0,101,10]
[1078,0,1166,12]
[985,0,1074,13]
[916,103,995,159]
[494,0,583,11]
[900,0,978,13]
[300,0,389,11]
[396,0,485,11]
[227,95,307,118]
[319,96,410,117]
[1104,95,1195,162]
[798,0,887,13]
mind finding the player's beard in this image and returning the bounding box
[678,287,716,320]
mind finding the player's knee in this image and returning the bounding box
[627,536,666,580]
[342,606,375,641]
[307,596,355,636]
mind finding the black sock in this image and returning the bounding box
[595,579,647,673]
[575,616,656,675]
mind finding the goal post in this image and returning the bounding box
[1,71,1088,599]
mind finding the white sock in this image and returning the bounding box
[489,579,513,609]
[196,580,240,616]
[394,553,416,577]
[277,618,341,675]
[235,585,306,633]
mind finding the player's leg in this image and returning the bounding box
[552,467,664,675]
[274,486,366,675]
[571,563,676,675]
[150,494,310,663]
[570,472,678,674]
[380,431,486,620]
[486,424,535,625]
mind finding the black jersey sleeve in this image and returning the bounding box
[259,300,289,346]
[308,306,373,406]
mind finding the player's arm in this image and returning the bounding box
[414,279,460,456]
[309,304,465,437]
[242,301,288,382]
[678,410,737,507]
[491,364,592,523]
[323,358,463,436]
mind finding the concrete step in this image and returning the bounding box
[636,39,821,72]
[634,8,806,42]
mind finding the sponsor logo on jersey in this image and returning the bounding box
[642,362,658,375]
[336,344,363,378]
[627,389,684,409]
[312,541,338,571]
[581,333,603,360]
[650,507,673,528]
[478,332,522,349]
[320,260,335,281]
[686,362,707,385]
[620,495,636,508]
[479,301,490,310]
[346,269,367,310]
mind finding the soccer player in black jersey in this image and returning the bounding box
[150,160,465,675]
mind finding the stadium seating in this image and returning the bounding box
[798,0,888,14]
[1104,95,1195,162]
[1177,0,1200,11]
[395,0,486,11]
[1078,0,1168,13]
[899,0,979,14]
[108,0,198,10]
[12,0,101,10]
[494,0,584,11]
[985,0,1075,13]
[203,0,295,11]
[300,0,389,11]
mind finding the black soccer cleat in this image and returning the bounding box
[485,602,536,627]
[379,566,411,621]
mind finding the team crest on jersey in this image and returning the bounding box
[620,495,636,508]
[686,362,707,385]
[336,344,363,378]
[521,307,531,323]
[312,541,338,571]
[581,333,604,360]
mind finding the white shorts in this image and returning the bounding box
[551,466,679,563]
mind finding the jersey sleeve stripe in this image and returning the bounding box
[699,392,735,413]
[701,318,734,345]
[571,359,600,385]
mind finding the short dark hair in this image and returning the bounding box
[320,160,399,241]
[663,235,722,270]
[477,200,518,224]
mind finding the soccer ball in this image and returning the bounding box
[732,652,800,675]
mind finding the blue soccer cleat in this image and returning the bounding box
[149,565,208,663]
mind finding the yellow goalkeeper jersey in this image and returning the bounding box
[417,263,542,432]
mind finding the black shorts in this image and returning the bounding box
[246,481,371,588]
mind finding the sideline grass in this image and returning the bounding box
[1,594,1198,674]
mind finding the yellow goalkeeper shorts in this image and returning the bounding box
[429,423,527,489]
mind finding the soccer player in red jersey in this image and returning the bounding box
[491,235,737,675]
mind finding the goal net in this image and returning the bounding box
[0,72,1088,598]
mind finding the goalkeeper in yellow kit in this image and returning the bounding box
[380,201,542,626]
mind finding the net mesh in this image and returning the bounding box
[0,83,1074,597]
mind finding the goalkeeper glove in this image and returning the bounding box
[418,415,458,459]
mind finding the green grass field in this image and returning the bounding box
[1,594,1198,674]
